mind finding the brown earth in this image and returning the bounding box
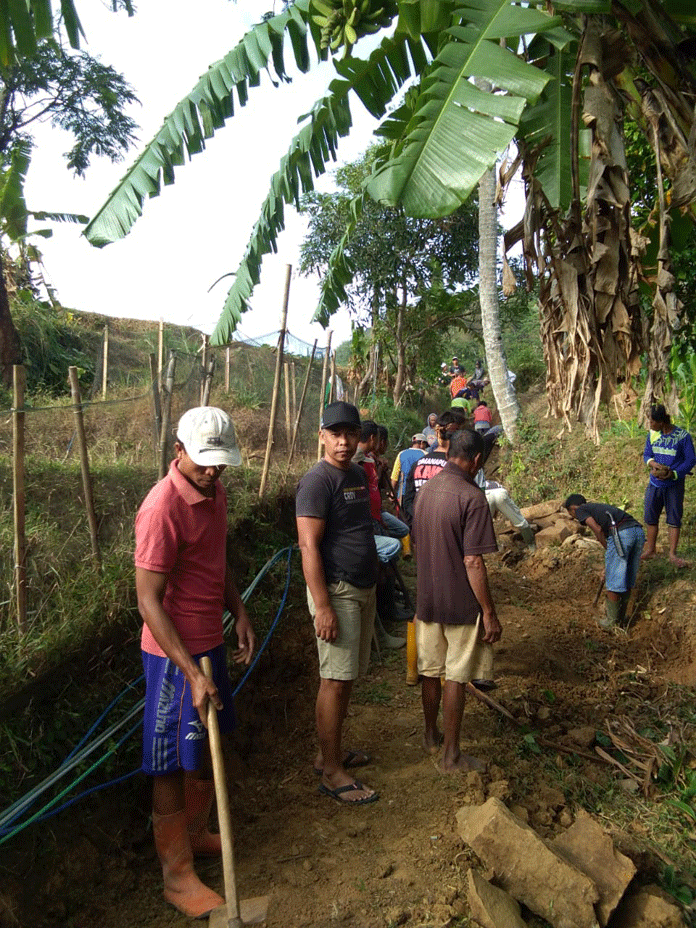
[1,527,694,928]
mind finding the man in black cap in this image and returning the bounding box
[296,401,380,805]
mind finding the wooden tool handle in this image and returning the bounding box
[200,656,241,925]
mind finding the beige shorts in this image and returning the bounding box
[416,615,493,684]
[307,581,376,681]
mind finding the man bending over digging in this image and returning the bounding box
[135,406,256,918]
[296,401,380,805]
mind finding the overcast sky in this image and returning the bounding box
[27,0,380,350]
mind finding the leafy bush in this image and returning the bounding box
[13,296,94,395]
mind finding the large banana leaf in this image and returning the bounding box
[311,193,365,327]
[84,1,318,248]
[0,140,32,240]
[211,35,428,344]
[366,0,566,216]
[0,0,84,68]
[518,42,588,210]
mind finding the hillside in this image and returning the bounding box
[0,325,694,928]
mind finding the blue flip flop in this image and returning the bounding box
[318,780,379,805]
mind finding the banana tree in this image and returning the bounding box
[85,0,696,434]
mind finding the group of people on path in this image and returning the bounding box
[131,396,694,919]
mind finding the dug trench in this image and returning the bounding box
[1,500,695,928]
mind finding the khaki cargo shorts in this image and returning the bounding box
[307,581,376,681]
[416,615,493,684]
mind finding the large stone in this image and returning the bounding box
[535,523,573,547]
[611,885,686,928]
[535,513,574,530]
[551,810,636,926]
[466,869,526,928]
[521,499,564,520]
[456,798,599,928]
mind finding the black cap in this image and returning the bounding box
[321,401,361,430]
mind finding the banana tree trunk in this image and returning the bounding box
[392,283,407,406]
[479,164,519,442]
[0,253,21,388]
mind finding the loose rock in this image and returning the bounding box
[552,809,636,926]
[456,798,599,928]
[466,868,526,928]
[611,885,686,928]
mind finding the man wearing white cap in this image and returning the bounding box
[134,406,256,919]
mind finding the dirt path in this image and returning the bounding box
[2,539,694,928]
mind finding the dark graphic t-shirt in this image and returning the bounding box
[296,460,378,588]
[402,451,447,522]
[574,502,641,536]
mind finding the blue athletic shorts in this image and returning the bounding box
[644,481,685,528]
[605,525,645,593]
[141,643,235,775]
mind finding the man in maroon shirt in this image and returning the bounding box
[412,429,501,772]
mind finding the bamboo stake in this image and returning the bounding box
[200,335,209,405]
[101,324,109,400]
[329,350,336,403]
[291,360,297,423]
[288,339,317,464]
[225,345,231,393]
[159,351,177,479]
[259,264,291,497]
[316,330,333,461]
[284,360,292,447]
[157,318,164,382]
[68,367,101,567]
[201,357,215,406]
[149,353,162,464]
[12,365,27,634]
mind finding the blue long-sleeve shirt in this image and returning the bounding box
[643,426,696,487]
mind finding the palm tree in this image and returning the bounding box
[84,0,696,434]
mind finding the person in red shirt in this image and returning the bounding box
[473,401,492,433]
[135,406,255,919]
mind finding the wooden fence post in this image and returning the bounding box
[329,350,336,404]
[259,264,291,497]
[288,340,317,464]
[291,360,297,423]
[149,353,162,464]
[159,351,177,479]
[200,335,209,405]
[102,324,109,400]
[68,367,101,567]
[316,330,333,461]
[201,357,215,406]
[158,318,164,382]
[12,365,27,634]
[284,360,292,447]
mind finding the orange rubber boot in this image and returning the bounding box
[153,809,224,918]
[185,777,222,857]
[402,533,412,558]
[406,619,419,685]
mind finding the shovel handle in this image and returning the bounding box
[200,656,241,924]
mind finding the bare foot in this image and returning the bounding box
[313,749,370,775]
[641,550,657,561]
[669,555,690,568]
[319,771,378,804]
[441,753,486,773]
[422,729,443,756]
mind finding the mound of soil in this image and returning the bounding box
[1,532,694,928]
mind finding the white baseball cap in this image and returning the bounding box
[176,406,242,467]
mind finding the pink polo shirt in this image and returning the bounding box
[135,460,227,657]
